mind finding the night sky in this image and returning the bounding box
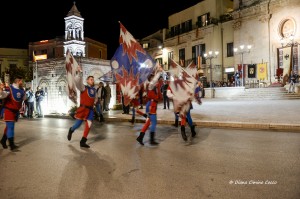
[1,0,201,58]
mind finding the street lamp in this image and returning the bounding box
[280,34,299,72]
[204,50,219,98]
[234,45,251,87]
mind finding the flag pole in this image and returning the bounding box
[35,61,38,91]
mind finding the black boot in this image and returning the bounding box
[129,116,135,124]
[173,119,179,127]
[191,125,196,137]
[80,137,90,148]
[136,132,145,145]
[8,137,18,151]
[99,114,105,122]
[181,126,187,141]
[143,114,147,118]
[150,132,159,145]
[67,127,74,141]
[1,134,8,149]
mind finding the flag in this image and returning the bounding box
[282,47,291,77]
[238,64,246,78]
[65,50,79,105]
[110,22,156,106]
[257,63,267,80]
[248,64,256,78]
[168,59,197,116]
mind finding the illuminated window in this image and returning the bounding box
[142,43,149,49]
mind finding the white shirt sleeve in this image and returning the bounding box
[74,72,85,92]
[0,90,9,99]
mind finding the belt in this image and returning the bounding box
[4,107,19,113]
[80,104,93,110]
[151,99,158,103]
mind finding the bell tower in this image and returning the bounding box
[63,2,86,57]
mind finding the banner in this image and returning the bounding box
[110,22,156,106]
[248,64,256,78]
[257,63,267,80]
[282,47,291,77]
[168,59,197,116]
[65,50,79,105]
[238,64,246,78]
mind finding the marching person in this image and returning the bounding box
[136,65,162,145]
[67,66,97,148]
[167,79,202,141]
[129,93,147,125]
[0,76,26,151]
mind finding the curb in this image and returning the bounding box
[44,115,300,132]
[105,118,300,132]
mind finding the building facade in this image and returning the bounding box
[232,0,300,85]
[28,3,112,114]
[140,0,234,86]
[141,0,300,88]
[0,48,29,83]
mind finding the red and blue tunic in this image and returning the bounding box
[75,86,96,120]
[3,85,25,121]
[147,85,159,114]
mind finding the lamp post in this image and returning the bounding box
[204,50,219,98]
[234,45,251,87]
[280,34,299,73]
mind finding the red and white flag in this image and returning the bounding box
[168,59,197,116]
[110,22,156,106]
[65,50,78,105]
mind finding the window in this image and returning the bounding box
[168,51,174,60]
[181,20,192,34]
[179,48,185,67]
[142,43,149,49]
[227,42,234,57]
[170,27,175,37]
[167,51,174,69]
[156,58,163,65]
[197,13,210,27]
[174,24,180,36]
[41,49,47,55]
[192,44,206,67]
[99,50,102,59]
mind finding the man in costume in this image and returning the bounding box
[67,66,97,148]
[136,66,162,145]
[0,76,26,151]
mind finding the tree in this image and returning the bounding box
[1,65,33,83]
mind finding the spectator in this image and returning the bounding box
[234,70,241,87]
[288,71,299,93]
[26,87,35,118]
[160,80,169,109]
[95,82,105,122]
[35,86,45,118]
[104,82,111,111]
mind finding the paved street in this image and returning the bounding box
[0,118,299,199]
